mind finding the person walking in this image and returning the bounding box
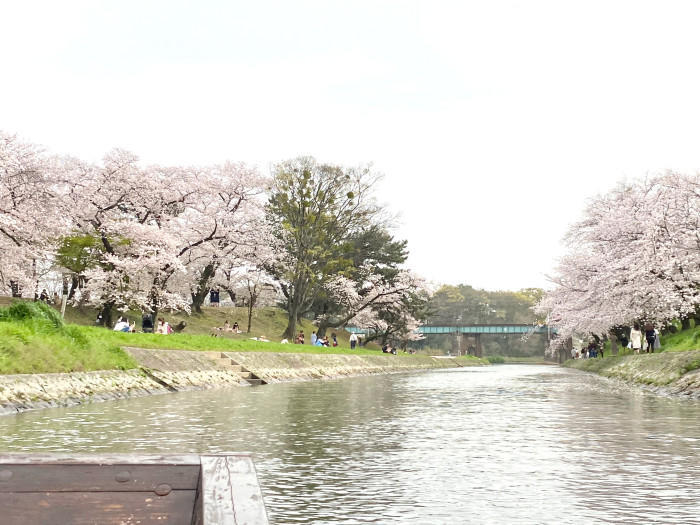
[349,332,358,350]
[644,323,656,353]
[629,324,643,355]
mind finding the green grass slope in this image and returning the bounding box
[658,324,700,352]
[0,298,430,374]
[0,301,137,374]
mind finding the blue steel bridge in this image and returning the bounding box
[346,324,554,357]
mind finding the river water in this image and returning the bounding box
[1,365,699,524]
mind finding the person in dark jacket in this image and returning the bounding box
[644,323,656,353]
[142,314,154,333]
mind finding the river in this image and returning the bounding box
[1,365,699,524]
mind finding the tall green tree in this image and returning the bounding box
[265,157,380,339]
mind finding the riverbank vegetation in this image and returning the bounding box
[565,349,700,387]
[566,324,700,389]
[0,301,449,374]
[0,301,137,374]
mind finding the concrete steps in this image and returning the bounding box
[205,352,266,386]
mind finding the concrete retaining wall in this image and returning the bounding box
[0,349,478,415]
[0,370,169,415]
[124,347,251,390]
[225,352,465,382]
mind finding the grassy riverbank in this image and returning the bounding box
[563,325,700,396]
[0,301,488,374]
[565,349,700,387]
[0,295,357,344]
[565,325,700,388]
[0,301,138,374]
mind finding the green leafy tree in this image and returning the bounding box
[265,157,380,339]
[55,234,103,300]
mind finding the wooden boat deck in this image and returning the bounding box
[0,453,269,524]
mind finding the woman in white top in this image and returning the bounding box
[629,324,642,354]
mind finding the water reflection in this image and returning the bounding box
[1,365,699,523]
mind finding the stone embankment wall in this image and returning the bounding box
[0,370,169,416]
[564,349,700,398]
[225,352,464,382]
[0,349,479,415]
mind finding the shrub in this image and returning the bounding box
[0,300,64,328]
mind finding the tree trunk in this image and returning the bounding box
[67,275,80,300]
[247,301,254,334]
[190,263,216,314]
[609,332,618,356]
[284,309,298,340]
[32,259,39,300]
[284,281,308,339]
[284,291,302,339]
[316,319,330,338]
[681,317,692,330]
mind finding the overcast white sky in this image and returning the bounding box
[3,1,700,291]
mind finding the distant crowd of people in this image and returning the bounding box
[110,314,178,335]
[293,330,340,347]
[572,322,661,359]
[214,320,241,334]
[287,330,367,349]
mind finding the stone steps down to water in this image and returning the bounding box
[0,348,471,415]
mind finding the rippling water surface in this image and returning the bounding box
[1,365,699,524]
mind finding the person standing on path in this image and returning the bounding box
[629,324,643,354]
[644,323,656,353]
[311,331,317,345]
[349,332,358,350]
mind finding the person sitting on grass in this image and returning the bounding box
[113,317,131,332]
[157,318,172,334]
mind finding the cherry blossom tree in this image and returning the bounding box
[0,132,72,298]
[536,171,700,348]
[183,163,268,313]
[325,268,430,347]
[67,156,267,325]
